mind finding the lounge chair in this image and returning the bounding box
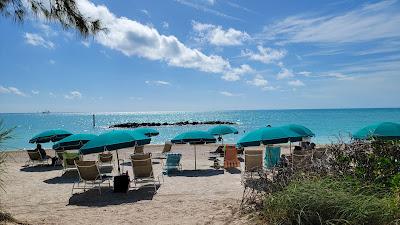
[244,149,263,173]
[130,153,161,193]
[224,145,240,169]
[72,160,111,195]
[152,141,172,159]
[98,152,113,167]
[26,149,50,166]
[264,146,281,169]
[163,153,182,175]
[134,145,144,154]
[54,149,65,166]
[62,152,80,174]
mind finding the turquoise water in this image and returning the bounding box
[1,108,400,151]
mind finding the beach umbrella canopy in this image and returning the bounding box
[281,124,315,142]
[237,126,298,147]
[171,130,216,170]
[133,127,160,137]
[208,125,239,136]
[79,130,151,155]
[353,122,400,140]
[80,130,151,174]
[29,129,73,143]
[171,130,216,144]
[52,133,97,150]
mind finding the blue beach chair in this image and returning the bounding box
[163,153,182,175]
[264,146,281,169]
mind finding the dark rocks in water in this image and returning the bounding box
[110,120,236,128]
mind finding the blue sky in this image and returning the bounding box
[1,0,400,112]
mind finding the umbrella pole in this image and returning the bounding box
[116,149,121,175]
[194,144,197,170]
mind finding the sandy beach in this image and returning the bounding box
[0,144,290,225]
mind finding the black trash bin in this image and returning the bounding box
[114,174,130,193]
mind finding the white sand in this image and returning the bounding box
[1,144,290,225]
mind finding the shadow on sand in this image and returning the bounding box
[68,185,160,207]
[167,169,224,177]
[225,168,241,174]
[20,165,62,172]
[43,167,114,184]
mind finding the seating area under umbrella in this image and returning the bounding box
[171,130,216,170]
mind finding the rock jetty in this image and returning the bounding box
[109,121,236,128]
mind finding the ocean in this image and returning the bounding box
[1,108,400,151]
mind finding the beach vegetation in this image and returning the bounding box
[0,0,104,37]
[0,121,26,224]
[242,139,400,225]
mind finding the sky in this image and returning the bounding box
[1,0,400,112]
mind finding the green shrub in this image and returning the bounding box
[261,177,400,225]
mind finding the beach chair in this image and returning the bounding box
[62,152,80,174]
[163,153,182,175]
[98,152,114,170]
[130,153,161,193]
[26,149,50,166]
[152,141,172,159]
[134,145,144,154]
[54,149,65,166]
[244,150,263,173]
[224,145,240,169]
[264,146,281,169]
[72,160,111,195]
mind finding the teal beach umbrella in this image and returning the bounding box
[237,126,297,147]
[208,125,238,136]
[171,130,216,170]
[353,122,400,140]
[80,130,151,173]
[29,129,73,143]
[281,124,315,142]
[133,127,160,137]
[52,133,97,150]
[208,125,238,144]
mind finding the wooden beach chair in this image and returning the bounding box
[26,149,50,166]
[224,145,240,169]
[244,149,263,173]
[152,141,172,159]
[72,160,111,195]
[130,153,161,193]
[98,151,114,169]
[134,145,144,154]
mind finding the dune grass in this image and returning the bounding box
[261,177,400,225]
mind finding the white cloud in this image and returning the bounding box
[264,0,400,44]
[0,86,28,97]
[162,21,169,29]
[246,74,268,87]
[288,80,305,87]
[49,92,56,98]
[81,40,90,47]
[192,21,250,46]
[221,64,253,81]
[49,59,56,64]
[24,33,55,49]
[64,91,82,100]
[277,68,294,80]
[262,86,278,91]
[298,71,311,76]
[241,45,286,64]
[76,0,250,81]
[145,80,171,86]
[31,90,39,95]
[141,9,150,17]
[219,91,242,97]
[175,0,241,21]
